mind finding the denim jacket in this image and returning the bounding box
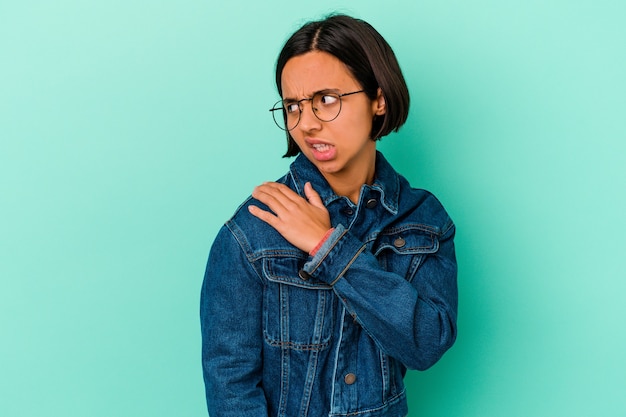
[200,151,457,417]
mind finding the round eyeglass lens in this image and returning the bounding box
[271,101,293,131]
[312,92,342,122]
[270,92,345,131]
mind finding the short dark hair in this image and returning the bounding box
[276,14,410,157]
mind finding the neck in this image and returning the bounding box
[323,153,376,204]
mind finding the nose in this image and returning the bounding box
[297,100,322,132]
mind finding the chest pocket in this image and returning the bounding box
[262,257,335,351]
[373,226,440,282]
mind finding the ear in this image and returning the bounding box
[372,88,386,116]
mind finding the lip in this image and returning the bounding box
[305,137,332,146]
[305,138,336,161]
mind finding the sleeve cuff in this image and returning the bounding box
[309,228,335,256]
[302,223,366,286]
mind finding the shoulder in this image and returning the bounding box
[375,151,454,237]
[221,173,304,260]
[396,175,455,238]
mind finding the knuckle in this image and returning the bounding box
[283,200,297,210]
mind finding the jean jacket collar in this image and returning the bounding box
[288,150,400,215]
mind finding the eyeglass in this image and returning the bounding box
[269,89,365,131]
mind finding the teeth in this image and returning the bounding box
[313,143,331,152]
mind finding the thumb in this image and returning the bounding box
[304,182,324,208]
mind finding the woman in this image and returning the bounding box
[201,14,457,417]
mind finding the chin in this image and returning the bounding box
[317,162,345,176]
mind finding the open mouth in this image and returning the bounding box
[312,143,333,152]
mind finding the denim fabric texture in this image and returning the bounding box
[200,151,458,417]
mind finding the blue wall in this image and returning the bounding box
[1,1,625,416]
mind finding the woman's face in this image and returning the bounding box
[281,51,385,184]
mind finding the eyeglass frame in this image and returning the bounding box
[269,89,365,131]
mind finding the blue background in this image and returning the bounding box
[1,1,625,416]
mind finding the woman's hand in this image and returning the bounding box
[248,182,331,253]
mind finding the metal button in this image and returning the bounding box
[298,270,311,280]
[393,237,406,248]
[344,373,356,385]
[365,199,377,209]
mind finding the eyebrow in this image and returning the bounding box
[282,88,339,102]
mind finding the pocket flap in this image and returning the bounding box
[374,227,439,256]
[264,257,332,290]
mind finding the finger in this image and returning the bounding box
[247,204,281,229]
[264,182,304,203]
[251,185,290,213]
[253,183,305,213]
[304,182,325,209]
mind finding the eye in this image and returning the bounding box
[319,94,339,105]
[285,102,300,114]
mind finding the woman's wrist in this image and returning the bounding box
[309,228,335,256]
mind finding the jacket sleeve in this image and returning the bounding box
[300,219,458,371]
[200,225,268,417]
